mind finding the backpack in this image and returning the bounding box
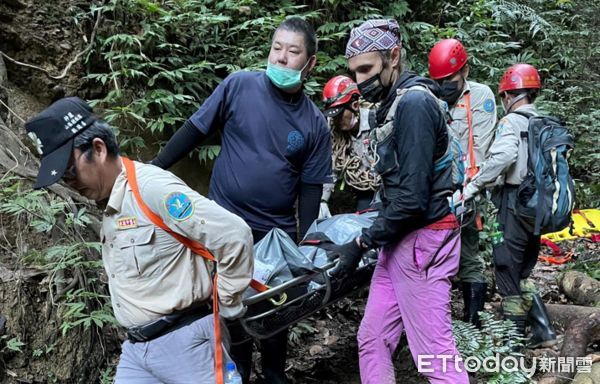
[512,111,576,235]
[368,85,466,190]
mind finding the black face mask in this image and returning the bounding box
[439,80,463,106]
[358,72,390,103]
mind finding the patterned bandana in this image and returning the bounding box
[345,19,401,59]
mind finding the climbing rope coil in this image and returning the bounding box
[331,129,380,192]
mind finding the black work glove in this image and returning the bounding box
[327,238,364,278]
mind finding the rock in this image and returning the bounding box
[309,344,323,356]
[572,361,600,384]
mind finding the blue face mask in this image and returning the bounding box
[266,60,310,90]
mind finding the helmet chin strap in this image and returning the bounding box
[504,93,528,114]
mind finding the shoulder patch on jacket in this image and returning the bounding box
[483,99,495,113]
[164,192,194,221]
[496,118,509,137]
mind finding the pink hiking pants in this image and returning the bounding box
[358,227,469,384]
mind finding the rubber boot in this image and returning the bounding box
[258,329,290,384]
[461,282,472,323]
[462,282,487,328]
[527,294,557,348]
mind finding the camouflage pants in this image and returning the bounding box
[502,279,538,316]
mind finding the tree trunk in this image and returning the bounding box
[538,307,600,384]
[559,271,600,307]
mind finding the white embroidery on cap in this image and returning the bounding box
[63,112,85,134]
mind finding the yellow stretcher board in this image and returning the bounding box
[541,209,600,242]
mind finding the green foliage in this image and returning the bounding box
[562,256,600,280]
[1,336,25,353]
[0,178,115,338]
[288,320,318,346]
[59,290,116,336]
[99,366,115,384]
[84,0,598,207]
[454,313,531,383]
[31,343,56,359]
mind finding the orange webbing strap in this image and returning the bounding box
[211,275,223,384]
[464,94,483,230]
[121,157,270,384]
[250,279,268,292]
[464,93,478,179]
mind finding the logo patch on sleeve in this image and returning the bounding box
[117,217,138,230]
[165,192,194,221]
[496,118,508,137]
[483,99,495,113]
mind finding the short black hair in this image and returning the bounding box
[276,17,318,57]
[73,120,120,160]
[507,88,538,103]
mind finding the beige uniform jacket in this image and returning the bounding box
[101,160,253,328]
[470,104,538,189]
[448,80,497,167]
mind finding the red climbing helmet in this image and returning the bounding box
[498,63,541,94]
[428,38,468,80]
[322,75,360,117]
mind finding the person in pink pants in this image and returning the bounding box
[358,227,465,383]
[326,18,469,384]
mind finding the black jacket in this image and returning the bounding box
[362,71,453,248]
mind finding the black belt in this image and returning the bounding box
[126,304,211,343]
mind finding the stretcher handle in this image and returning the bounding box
[243,262,335,306]
[240,259,376,340]
[240,267,334,340]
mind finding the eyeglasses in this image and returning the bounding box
[62,151,85,181]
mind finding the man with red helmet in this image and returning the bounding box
[463,64,557,348]
[428,39,497,329]
[320,75,379,216]
[322,75,361,132]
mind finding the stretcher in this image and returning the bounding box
[240,211,379,339]
[240,256,376,339]
[541,209,600,242]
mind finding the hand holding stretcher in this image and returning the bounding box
[240,211,379,340]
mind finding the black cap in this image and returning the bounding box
[25,97,97,189]
[323,106,344,118]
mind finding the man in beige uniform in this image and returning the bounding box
[25,97,253,383]
[463,64,557,348]
[428,39,497,328]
